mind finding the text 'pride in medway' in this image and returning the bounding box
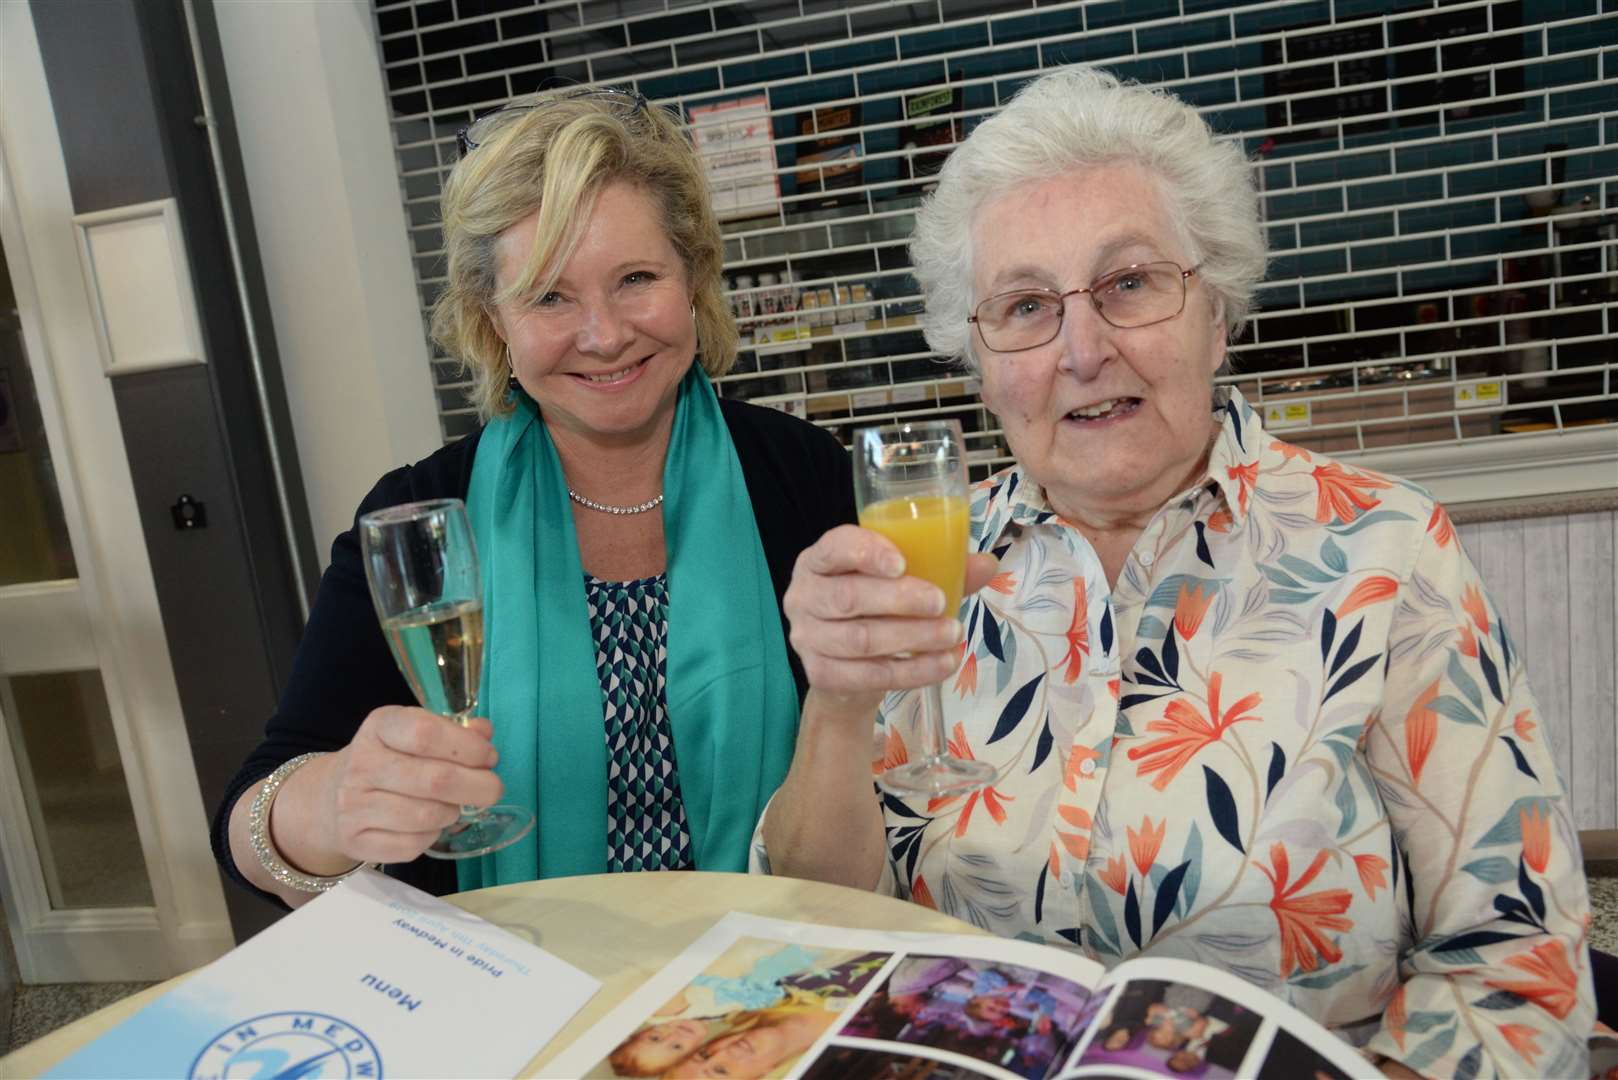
[387,913,531,979]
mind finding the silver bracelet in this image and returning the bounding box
[247,752,369,893]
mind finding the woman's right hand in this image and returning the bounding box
[310,706,504,866]
[229,705,503,904]
[783,524,995,716]
[763,525,994,891]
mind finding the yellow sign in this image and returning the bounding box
[1263,401,1312,429]
[1455,380,1505,409]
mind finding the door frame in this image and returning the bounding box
[0,1,231,982]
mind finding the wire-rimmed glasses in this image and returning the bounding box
[455,87,649,158]
[968,261,1199,353]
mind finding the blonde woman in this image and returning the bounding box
[215,88,854,904]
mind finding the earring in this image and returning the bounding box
[505,345,518,395]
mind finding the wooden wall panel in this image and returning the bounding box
[1457,511,1617,830]
[1519,515,1575,805]
[1566,512,1617,830]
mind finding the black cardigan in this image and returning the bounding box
[212,398,854,901]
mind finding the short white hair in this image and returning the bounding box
[910,65,1267,369]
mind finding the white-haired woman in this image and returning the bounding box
[214,88,854,907]
[760,66,1593,1077]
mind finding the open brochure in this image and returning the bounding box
[545,911,1375,1080]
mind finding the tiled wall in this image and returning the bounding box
[372,0,1616,476]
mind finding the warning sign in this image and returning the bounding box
[1454,380,1505,409]
[1262,401,1313,429]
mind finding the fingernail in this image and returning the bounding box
[882,553,905,577]
[951,619,966,644]
[930,588,947,616]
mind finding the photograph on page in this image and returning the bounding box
[1056,956,1378,1079]
[837,954,1103,1079]
[1067,978,1262,1078]
[1254,1027,1358,1079]
[589,937,890,1078]
[801,1045,999,1078]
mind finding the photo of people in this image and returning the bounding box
[1073,980,1261,1078]
[800,1045,996,1079]
[839,954,1100,1080]
[592,938,890,1078]
[1253,1027,1352,1080]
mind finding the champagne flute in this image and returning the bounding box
[359,498,534,858]
[854,420,996,799]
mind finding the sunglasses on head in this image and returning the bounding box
[455,86,649,159]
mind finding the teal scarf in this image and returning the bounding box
[458,366,799,887]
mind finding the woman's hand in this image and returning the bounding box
[310,706,504,865]
[228,706,502,905]
[784,524,997,715]
[762,525,995,891]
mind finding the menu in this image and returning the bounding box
[42,870,598,1079]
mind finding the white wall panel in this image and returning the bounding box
[1460,509,1618,830]
[216,0,441,556]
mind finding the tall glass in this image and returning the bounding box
[358,498,534,858]
[854,421,996,799]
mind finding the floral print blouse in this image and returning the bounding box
[753,387,1593,1078]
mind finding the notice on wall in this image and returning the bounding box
[688,94,781,222]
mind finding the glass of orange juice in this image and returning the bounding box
[854,420,995,799]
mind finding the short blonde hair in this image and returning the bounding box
[430,89,738,421]
[910,65,1266,370]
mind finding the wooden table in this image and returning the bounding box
[2,871,985,1078]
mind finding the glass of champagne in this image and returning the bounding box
[358,498,534,858]
[854,420,995,799]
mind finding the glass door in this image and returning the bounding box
[0,198,175,984]
[0,2,231,982]
[0,256,157,915]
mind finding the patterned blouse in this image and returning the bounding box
[753,388,1593,1078]
[585,573,693,873]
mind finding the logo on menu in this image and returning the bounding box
[188,1011,383,1079]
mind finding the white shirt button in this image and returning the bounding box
[1080,758,1097,776]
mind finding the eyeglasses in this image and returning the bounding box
[968,262,1200,353]
[455,87,649,159]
